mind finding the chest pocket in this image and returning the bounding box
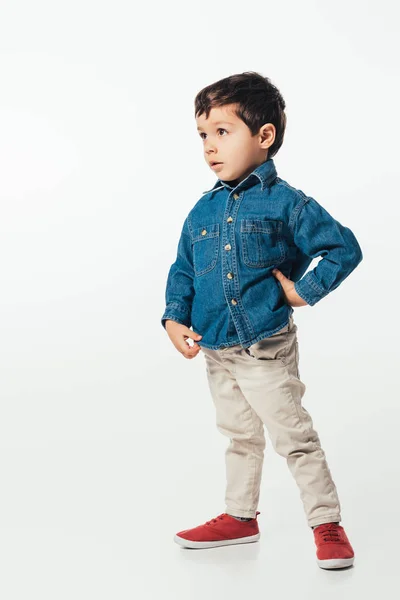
[192,223,219,276]
[240,219,287,268]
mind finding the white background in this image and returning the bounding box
[0,1,398,598]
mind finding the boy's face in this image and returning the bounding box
[195,103,275,185]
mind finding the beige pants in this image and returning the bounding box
[200,314,342,528]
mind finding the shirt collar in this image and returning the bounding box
[202,158,277,195]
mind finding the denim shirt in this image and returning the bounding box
[161,158,363,350]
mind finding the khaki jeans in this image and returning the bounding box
[200,314,342,528]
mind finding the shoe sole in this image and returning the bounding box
[317,557,354,569]
[174,532,260,549]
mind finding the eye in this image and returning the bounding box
[199,128,228,140]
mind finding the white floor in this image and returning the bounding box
[0,379,397,600]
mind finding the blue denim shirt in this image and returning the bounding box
[161,158,363,350]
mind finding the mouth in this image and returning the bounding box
[210,161,223,168]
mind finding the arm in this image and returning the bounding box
[161,216,195,329]
[290,195,363,306]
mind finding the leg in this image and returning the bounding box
[234,316,342,528]
[201,346,266,519]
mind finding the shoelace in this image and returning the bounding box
[205,513,226,525]
[316,524,343,543]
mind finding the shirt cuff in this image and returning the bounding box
[294,273,329,307]
[161,302,191,329]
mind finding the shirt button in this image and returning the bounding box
[233,193,239,199]
[227,216,233,223]
[227,272,234,279]
[231,298,237,305]
[225,243,231,251]
[201,229,207,236]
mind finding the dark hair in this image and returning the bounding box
[194,71,286,158]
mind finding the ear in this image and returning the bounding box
[258,123,276,151]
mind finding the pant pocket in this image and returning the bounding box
[245,331,288,361]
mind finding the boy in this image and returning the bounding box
[161,72,362,569]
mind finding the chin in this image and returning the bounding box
[223,172,237,182]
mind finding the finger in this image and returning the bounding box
[179,338,200,353]
[180,344,201,359]
[190,334,203,343]
[178,331,202,358]
[183,328,202,342]
[187,340,201,353]
[183,336,202,351]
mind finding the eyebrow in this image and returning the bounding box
[196,121,235,131]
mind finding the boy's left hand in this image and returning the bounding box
[272,269,308,307]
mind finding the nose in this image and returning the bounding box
[205,139,217,154]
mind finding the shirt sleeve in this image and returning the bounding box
[290,195,363,306]
[161,216,195,329]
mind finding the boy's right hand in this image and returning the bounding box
[165,320,203,359]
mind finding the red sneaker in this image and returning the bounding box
[174,512,261,549]
[313,523,355,569]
